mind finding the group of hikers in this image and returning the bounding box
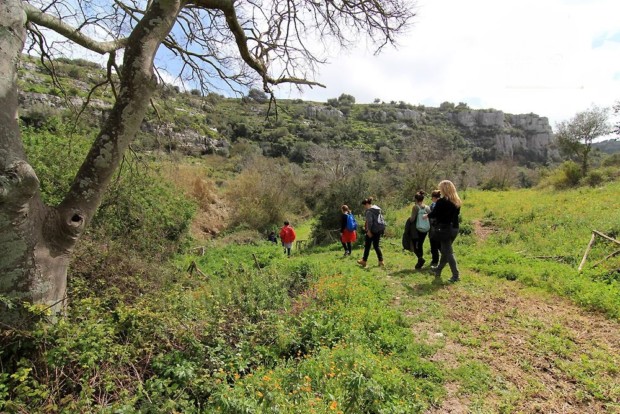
[271,179,462,282]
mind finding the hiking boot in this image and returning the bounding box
[415,258,426,269]
[357,259,367,268]
[378,261,385,267]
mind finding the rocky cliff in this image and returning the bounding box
[448,110,558,163]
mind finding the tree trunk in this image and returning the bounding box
[0,0,181,326]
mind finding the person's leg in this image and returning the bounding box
[359,234,372,265]
[446,229,460,281]
[429,237,440,266]
[346,242,352,255]
[435,238,452,277]
[341,241,348,255]
[372,234,383,263]
[415,232,427,268]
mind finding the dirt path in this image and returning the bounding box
[392,220,620,413]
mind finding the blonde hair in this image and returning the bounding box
[341,204,350,213]
[438,180,462,208]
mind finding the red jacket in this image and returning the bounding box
[279,225,296,243]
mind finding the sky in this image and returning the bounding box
[278,0,620,129]
[39,0,619,132]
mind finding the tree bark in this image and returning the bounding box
[0,0,181,326]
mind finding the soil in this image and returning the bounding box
[406,220,620,413]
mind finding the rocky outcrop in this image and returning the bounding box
[449,110,558,162]
[305,105,344,120]
[360,108,421,123]
[141,122,229,156]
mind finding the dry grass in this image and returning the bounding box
[159,162,231,241]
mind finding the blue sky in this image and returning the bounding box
[277,0,620,129]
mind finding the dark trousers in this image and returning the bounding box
[413,231,428,260]
[429,236,440,264]
[437,227,459,278]
[341,242,352,254]
[363,232,383,262]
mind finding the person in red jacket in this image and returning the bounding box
[279,221,296,257]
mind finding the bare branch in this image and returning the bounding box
[23,2,129,54]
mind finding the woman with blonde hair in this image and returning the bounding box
[427,180,462,282]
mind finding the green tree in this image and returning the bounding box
[555,106,612,176]
[0,0,415,324]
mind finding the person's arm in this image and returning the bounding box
[410,204,417,221]
[340,214,347,232]
[365,210,374,235]
[427,199,441,219]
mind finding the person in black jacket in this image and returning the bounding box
[428,189,441,267]
[427,180,462,282]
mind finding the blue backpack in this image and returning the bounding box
[346,213,358,231]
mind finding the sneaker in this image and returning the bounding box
[378,261,385,267]
[415,258,426,269]
[429,262,438,267]
[357,259,368,268]
[448,276,460,283]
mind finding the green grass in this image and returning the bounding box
[3,183,620,412]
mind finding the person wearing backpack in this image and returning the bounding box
[427,180,462,282]
[410,190,431,269]
[357,197,385,268]
[340,205,357,256]
[279,221,296,257]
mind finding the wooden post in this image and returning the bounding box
[592,249,620,269]
[578,232,596,272]
[593,230,620,246]
[252,253,262,271]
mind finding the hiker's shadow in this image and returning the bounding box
[389,268,447,296]
[402,275,446,297]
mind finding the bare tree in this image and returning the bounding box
[555,106,612,176]
[0,0,415,324]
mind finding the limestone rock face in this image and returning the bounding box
[141,122,229,156]
[305,105,344,120]
[449,109,558,161]
[394,109,421,122]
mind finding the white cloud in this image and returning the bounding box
[280,0,620,128]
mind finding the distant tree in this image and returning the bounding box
[555,106,612,176]
[481,159,517,190]
[248,88,269,103]
[0,0,416,324]
[338,93,356,106]
[326,98,339,108]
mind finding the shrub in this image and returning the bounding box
[226,156,307,232]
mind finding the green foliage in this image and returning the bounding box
[538,161,582,189]
[226,156,307,232]
[310,174,370,244]
[22,118,93,205]
[1,241,443,412]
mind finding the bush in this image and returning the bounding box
[538,161,582,189]
[226,156,307,232]
[310,175,370,244]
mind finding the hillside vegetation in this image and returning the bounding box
[2,178,619,412]
[2,55,620,413]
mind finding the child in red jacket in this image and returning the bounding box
[279,221,296,257]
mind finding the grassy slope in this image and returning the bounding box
[174,182,620,412]
[4,182,619,413]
